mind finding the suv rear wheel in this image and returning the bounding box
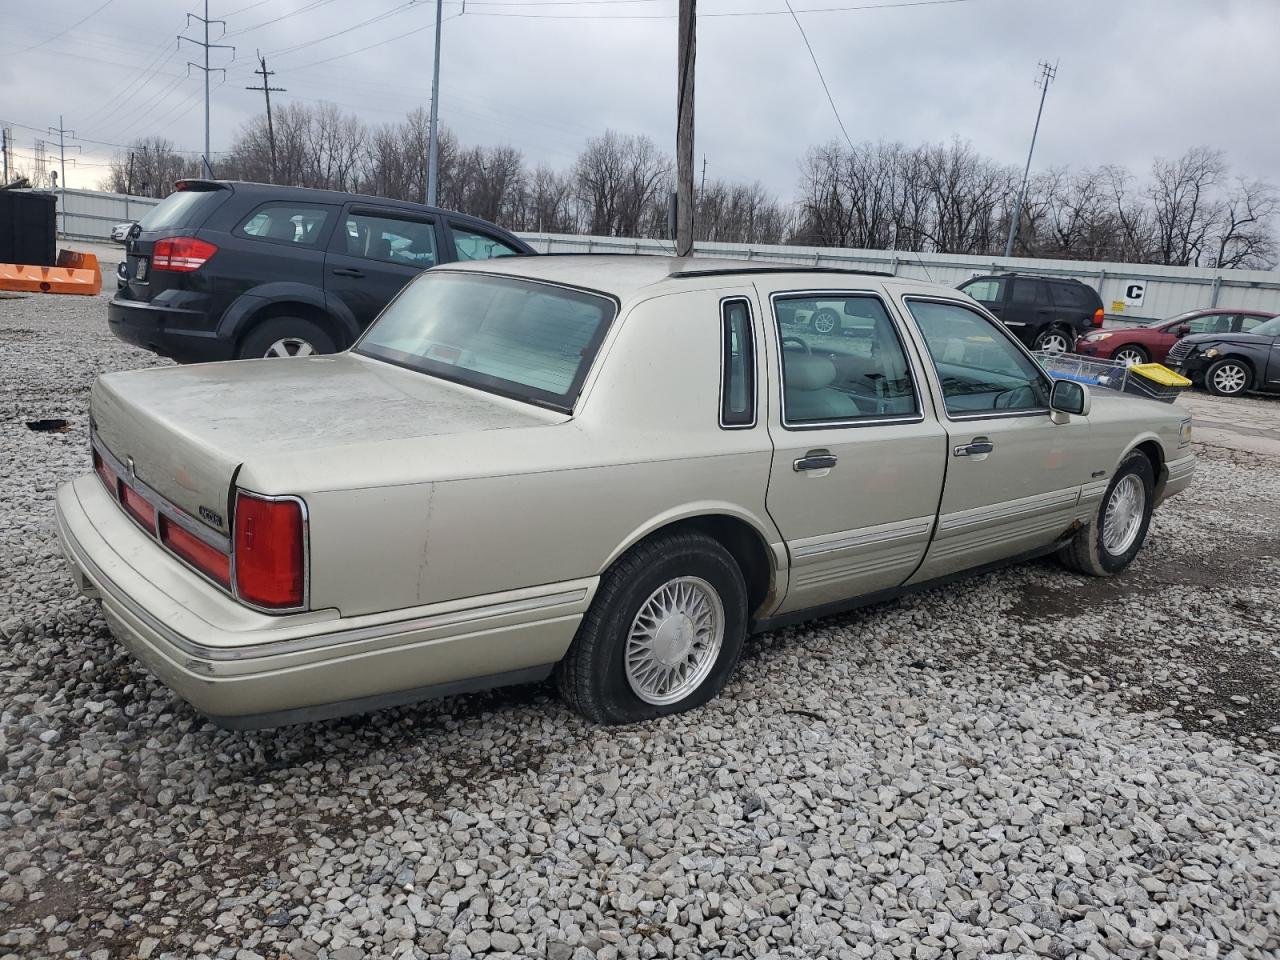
[237,317,337,360]
[1034,325,1073,354]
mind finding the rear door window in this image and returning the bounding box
[450,224,522,261]
[238,203,332,247]
[1011,279,1041,305]
[343,212,438,266]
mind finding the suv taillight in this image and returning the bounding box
[1093,308,1105,327]
[152,236,217,272]
[233,491,306,609]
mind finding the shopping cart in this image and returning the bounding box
[1034,352,1190,404]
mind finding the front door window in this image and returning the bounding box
[905,299,1051,415]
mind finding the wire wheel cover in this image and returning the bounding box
[624,576,724,705]
[1103,473,1145,555]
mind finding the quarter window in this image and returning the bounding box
[720,299,755,427]
[343,213,437,266]
[239,203,331,246]
[451,225,522,261]
[1050,282,1091,308]
[907,299,1051,415]
[775,294,917,426]
[962,278,1004,304]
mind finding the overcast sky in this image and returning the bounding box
[2,0,1278,194]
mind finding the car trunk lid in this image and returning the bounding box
[90,353,567,536]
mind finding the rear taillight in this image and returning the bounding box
[1093,308,1105,327]
[160,517,231,588]
[93,449,117,495]
[152,236,217,272]
[233,491,306,609]
[120,483,157,535]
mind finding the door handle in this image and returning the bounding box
[953,438,995,457]
[793,451,838,472]
[332,267,364,278]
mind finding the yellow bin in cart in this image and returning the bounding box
[1124,363,1192,403]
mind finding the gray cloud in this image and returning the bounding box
[3,0,1277,195]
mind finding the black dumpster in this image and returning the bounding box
[0,190,57,266]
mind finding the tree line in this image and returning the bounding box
[100,102,1277,268]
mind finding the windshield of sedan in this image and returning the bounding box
[1248,315,1280,337]
[355,271,617,411]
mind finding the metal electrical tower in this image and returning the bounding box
[1004,60,1057,259]
[48,117,82,237]
[246,51,286,181]
[180,1,235,178]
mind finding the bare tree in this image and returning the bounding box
[573,131,671,237]
[1148,146,1225,266]
[1210,177,1278,268]
[101,137,200,196]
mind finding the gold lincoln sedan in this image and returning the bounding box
[56,256,1195,728]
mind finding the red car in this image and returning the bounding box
[1075,308,1277,366]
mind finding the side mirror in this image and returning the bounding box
[1175,324,1190,337]
[1051,379,1091,419]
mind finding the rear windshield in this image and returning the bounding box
[355,271,617,411]
[136,188,227,232]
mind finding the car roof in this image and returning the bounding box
[440,254,962,302]
[178,179,526,237]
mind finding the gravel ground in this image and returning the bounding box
[1,284,1278,960]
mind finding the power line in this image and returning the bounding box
[2,0,115,54]
[785,0,854,151]
[226,0,344,38]
[280,10,464,72]
[267,2,421,58]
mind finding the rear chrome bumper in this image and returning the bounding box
[55,476,593,728]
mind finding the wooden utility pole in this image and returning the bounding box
[246,52,285,180]
[674,0,695,257]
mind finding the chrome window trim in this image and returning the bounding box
[899,294,1055,424]
[768,288,925,431]
[230,490,312,616]
[718,295,758,430]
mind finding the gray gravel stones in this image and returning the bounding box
[2,284,1280,959]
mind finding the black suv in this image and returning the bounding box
[957,273,1104,353]
[108,180,534,362]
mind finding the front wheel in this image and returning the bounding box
[556,531,748,724]
[1057,451,1155,577]
[1034,326,1073,354]
[1112,345,1148,366]
[1205,357,1250,396]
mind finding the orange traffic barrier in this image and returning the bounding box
[0,250,102,296]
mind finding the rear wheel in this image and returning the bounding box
[1112,344,1148,366]
[1058,451,1155,577]
[1034,325,1073,354]
[1205,357,1250,396]
[556,531,748,724]
[237,317,337,360]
